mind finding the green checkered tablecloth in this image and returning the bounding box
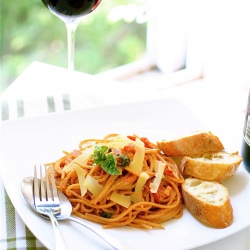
[0,179,47,250]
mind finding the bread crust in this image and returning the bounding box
[180,152,242,181]
[157,131,224,157]
[182,178,233,228]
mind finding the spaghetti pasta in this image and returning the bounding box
[48,134,184,229]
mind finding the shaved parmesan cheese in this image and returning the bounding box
[165,186,172,196]
[131,172,149,203]
[128,138,145,175]
[110,191,131,208]
[63,146,94,173]
[150,161,165,193]
[83,175,103,197]
[75,165,87,196]
[100,136,133,149]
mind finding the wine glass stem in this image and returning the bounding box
[65,22,78,71]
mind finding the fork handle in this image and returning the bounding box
[48,212,68,250]
[69,216,132,250]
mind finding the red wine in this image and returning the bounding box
[42,0,102,21]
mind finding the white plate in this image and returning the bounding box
[0,98,249,250]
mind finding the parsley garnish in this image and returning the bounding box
[100,211,113,218]
[93,145,120,175]
[118,154,130,167]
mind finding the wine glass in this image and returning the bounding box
[42,0,103,71]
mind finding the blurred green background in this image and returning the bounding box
[0,0,147,93]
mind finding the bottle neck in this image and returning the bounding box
[243,91,250,142]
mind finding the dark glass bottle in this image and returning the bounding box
[242,90,250,172]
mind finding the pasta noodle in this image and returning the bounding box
[47,134,184,229]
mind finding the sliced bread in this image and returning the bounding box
[182,178,233,228]
[157,131,224,157]
[180,151,242,181]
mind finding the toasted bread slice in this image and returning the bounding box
[182,178,233,228]
[180,151,242,181]
[157,131,224,157]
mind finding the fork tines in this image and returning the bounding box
[33,164,60,213]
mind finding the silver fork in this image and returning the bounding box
[34,164,68,250]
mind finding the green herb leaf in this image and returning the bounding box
[100,211,113,218]
[119,154,130,167]
[93,145,107,164]
[93,145,120,175]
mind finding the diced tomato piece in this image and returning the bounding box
[123,145,136,154]
[140,137,154,149]
[127,135,136,141]
[164,165,174,176]
[151,186,168,203]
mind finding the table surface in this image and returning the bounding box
[0,61,249,250]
